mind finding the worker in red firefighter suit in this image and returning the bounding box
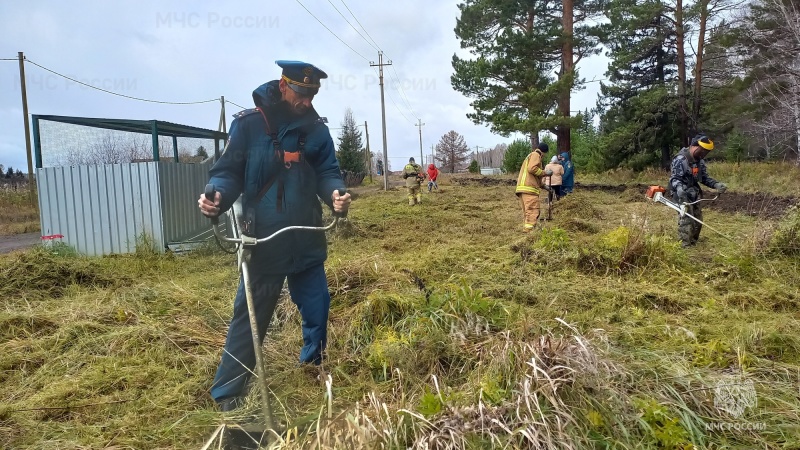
[197,60,351,411]
[669,133,727,247]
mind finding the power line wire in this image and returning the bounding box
[387,65,419,119]
[25,59,219,105]
[226,99,248,110]
[1,58,18,61]
[334,1,419,121]
[325,0,379,52]
[339,0,382,51]
[294,0,370,62]
[372,67,414,125]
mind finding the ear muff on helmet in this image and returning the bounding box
[692,134,714,151]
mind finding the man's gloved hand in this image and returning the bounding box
[675,185,688,203]
[544,168,554,176]
[715,182,727,193]
[542,184,552,192]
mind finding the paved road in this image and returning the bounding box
[0,232,41,254]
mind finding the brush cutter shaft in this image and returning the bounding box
[653,192,706,224]
[202,183,342,434]
[651,192,734,242]
[241,260,274,427]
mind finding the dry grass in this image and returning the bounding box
[0,187,39,235]
[2,167,800,449]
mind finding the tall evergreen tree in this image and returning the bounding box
[502,139,533,173]
[336,108,365,174]
[435,131,471,173]
[452,0,603,153]
[597,0,680,169]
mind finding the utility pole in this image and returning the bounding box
[364,120,372,184]
[18,52,35,207]
[370,52,392,190]
[415,119,425,168]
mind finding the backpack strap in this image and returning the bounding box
[251,108,309,212]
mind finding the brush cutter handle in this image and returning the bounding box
[204,184,219,225]
[204,184,341,245]
[684,194,719,206]
[333,189,348,219]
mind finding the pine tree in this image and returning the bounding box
[435,131,471,173]
[452,0,603,153]
[597,0,680,169]
[502,139,532,174]
[336,108,365,174]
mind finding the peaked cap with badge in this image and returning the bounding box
[276,60,328,96]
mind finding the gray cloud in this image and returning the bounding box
[0,0,602,171]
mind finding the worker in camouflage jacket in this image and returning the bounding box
[669,134,727,247]
[403,157,425,205]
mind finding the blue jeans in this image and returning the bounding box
[210,263,331,401]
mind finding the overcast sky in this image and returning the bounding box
[0,0,605,172]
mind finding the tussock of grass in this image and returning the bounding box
[769,205,800,256]
[0,245,131,300]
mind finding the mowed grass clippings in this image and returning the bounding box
[2,169,800,449]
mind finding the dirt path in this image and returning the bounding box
[0,232,41,254]
[450,178,798,218]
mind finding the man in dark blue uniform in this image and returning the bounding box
[198,60,351,411]
[669,134,726,247]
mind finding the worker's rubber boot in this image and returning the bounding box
[224,425,265,450]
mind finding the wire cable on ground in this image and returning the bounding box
[25,59,220,105]
[294,0,370,62]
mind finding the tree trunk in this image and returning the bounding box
[656,28,671,170]
[676,0,689,145]
[692,0,709,133]
[558,0,574,157]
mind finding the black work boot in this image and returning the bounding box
[224,425,265,450]
[218,397,245,412]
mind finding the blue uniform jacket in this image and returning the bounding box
[560,152,574,192]
[669,147,718,201]
[208,80,345,274]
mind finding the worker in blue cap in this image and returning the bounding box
[198,60,351,422]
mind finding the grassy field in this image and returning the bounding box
[0,187,39,235]
[1,164,799,449]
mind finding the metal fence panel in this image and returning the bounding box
[158,162,211,244]
[37,162,165,256]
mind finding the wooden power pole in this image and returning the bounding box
[18,52,36,207]
[370,52,392,190]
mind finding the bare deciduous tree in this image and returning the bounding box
[435,131,471,173]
